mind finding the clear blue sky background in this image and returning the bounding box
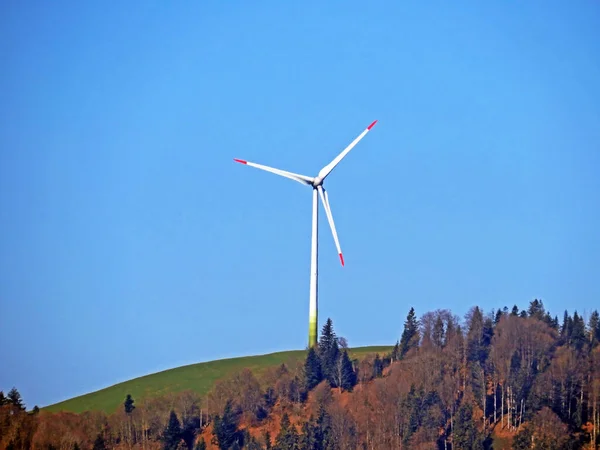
[1,1,599,409]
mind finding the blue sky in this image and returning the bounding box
[1,1,599,409]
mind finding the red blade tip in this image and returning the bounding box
[339,253,344,266]
[367,120,377,130]
[233,158,247,164]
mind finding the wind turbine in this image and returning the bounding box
[234,120,377,348]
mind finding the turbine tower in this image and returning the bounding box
[234,120,377,348]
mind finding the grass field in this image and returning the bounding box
[43,346,392,414]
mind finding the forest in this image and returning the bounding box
[2,299,600,449]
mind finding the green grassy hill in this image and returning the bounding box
[43,346,391,414]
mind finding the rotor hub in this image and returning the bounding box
[312,176,324,188]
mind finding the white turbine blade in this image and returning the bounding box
[317,120,377,181]
[318,186,344,266]
[233,158,314,185]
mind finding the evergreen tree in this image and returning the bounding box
[304,347,323,390]
[318,318,339,383]
[494,308,504,325]
[163,410,182,450]
[399,307,420,359]
[194,438,207,450]
[570,311,586,351]
[182,416,201,449]
[391,340,400,361]
[558,311,570,346]
[512,426,533,450]
[93,433,107,450]
[453,404,484,450]
[589,310,600,347]
[275,413,298,450]
[212,399,240,450]
[0,391,6,406]
[246,437,263,450]
[519,310,527,318]
[263,430,272,449]
[7,387,24,410]
[467,307,486,363]
[339,350,357,391]
[124,394,135,414]
[299,417,316,450]
[527,298,545,321]
[511,305,519,316]
[314,405,334,450]
[432,316,445,348]
[373,354,383,378]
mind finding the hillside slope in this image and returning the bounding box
[43,346,391,414]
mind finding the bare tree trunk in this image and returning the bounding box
[568,384,572,421]
[593,398,597,447]
[494,382,497,425]
[519,398,524,427]
[561,380,565,415]
[450,408,454,444]
[501,384,505,429]
[580,375,585,426]
[482,366,486,432]
[507,385,511,431]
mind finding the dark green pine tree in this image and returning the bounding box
[263,430,272,449]
[373,354,383,378]
[93,433,107,450]
[432,316,445,348]
[124,394,135,414]
[318,318,339,384]
[0,391,6,406]
[570,311,586,351]
[391,340,400,361]
[194,437,207,450]
[466,307,493,427]
[275,413,298,450]
[245,437,263,450]
[212,399,241,450]
[512,425,533,450]
[494,308,504,325]
[399,307,420,359]
[304,347,323,390]
[511,305,519,316]
[588,310,600,347]
[181,416,201,449]
[339,350,357,392]
[7,387,24,410]
[299,417,316,450]
[561,310,569,338]
[527,298,545,321]
[453,403,484,450]
[314,405,335,450]
[163,410,182,450]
